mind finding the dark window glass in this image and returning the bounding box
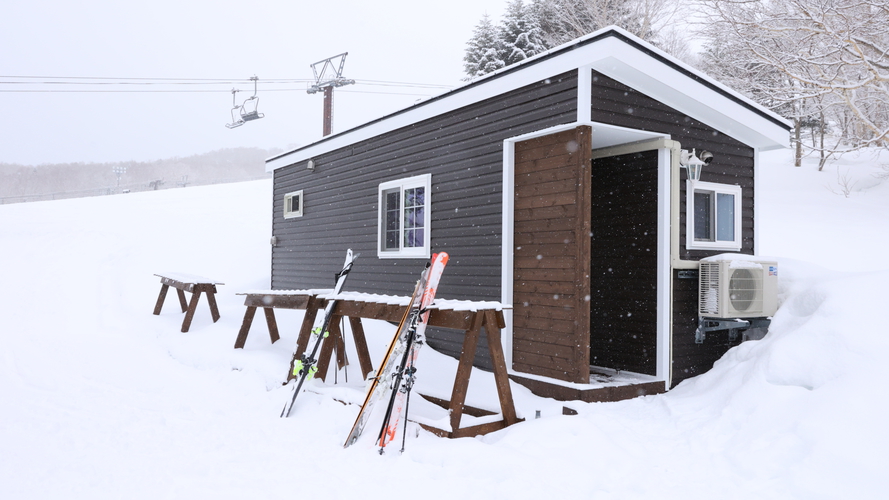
[383,189,400,250]
[694,191,712,241]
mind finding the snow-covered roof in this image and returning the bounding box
[267,26,791,172]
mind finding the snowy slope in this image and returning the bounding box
[1,150,888,499]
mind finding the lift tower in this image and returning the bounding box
[307,53,355,136]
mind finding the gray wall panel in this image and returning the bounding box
[272,71,578,309]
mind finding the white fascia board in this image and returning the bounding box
[590,41,789,150]
[596,28,791,129]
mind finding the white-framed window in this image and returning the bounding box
[283,190,303,218]
[378,174,431,258]
[686,181,742,251]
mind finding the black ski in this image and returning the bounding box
[280,249,356,418]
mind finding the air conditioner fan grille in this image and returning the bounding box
[728,268,759,312]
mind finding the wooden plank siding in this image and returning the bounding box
[512,127,591,383]
[271,71,578,368]
[588,70,758,386]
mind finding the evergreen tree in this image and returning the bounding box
[498,0,548,67]
[462,0,684,80]
[463,13,506,79]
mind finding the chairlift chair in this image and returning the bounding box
[226,89,245,129]
[225,76,265,129]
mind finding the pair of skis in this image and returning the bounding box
[343,252,449,453]
[279,249,448,453]
[280,249,356,418]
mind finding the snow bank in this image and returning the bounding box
[2,158,888,499]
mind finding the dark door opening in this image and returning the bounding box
[589,150,659,375]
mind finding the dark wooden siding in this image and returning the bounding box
[588,70,757,385]
[589,71,756,258]
[670,269,740,384]
[589,151,659,375]
[513,127,592,383]
[272,71,578,365]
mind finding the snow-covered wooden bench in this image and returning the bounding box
[234,288,520,438]
[233,289,333,349]
[152,273,223,333]
[318,292,520,439]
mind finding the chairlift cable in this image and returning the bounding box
[0,88,436,97]
[0,75,453,90]
[0,75,313,83]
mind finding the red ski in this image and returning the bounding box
[376,252,448,453]
[342,252,448,449]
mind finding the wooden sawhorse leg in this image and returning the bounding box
[420,310,519,438]
[205,287,221,323]
[349,317,374,380]
[154,284,189,315]
[288,305,374,383]
[234,300,282,349]
[181,290,203,333]
[315,316,345,382]
[235,306,257,348]
[181,284,220,333]
[176,289,188,312]
[288,296,322,382]
[263,308,280,343]
[153,284,169,315]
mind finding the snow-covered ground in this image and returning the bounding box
[1,149,888,499]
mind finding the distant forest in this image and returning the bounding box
[0,147,281,204]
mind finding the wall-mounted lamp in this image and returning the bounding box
[307,159,315,171]
[679,148,713,183]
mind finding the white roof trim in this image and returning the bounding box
[267,26,790,172]
[588,38,789,152]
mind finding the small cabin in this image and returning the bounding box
[264,27,789,400]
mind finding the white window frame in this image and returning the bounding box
[283,190,303,219]
[377,174,431,259]
[686,180,742,251]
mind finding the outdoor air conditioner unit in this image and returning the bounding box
[698,257,778,319]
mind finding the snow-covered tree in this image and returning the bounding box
[698,0,889,167]
[464,13,507,79]
[533,0,678,48]
[499,0,548,67]
[462,0,690,79]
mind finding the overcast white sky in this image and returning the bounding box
[1,0,507,165]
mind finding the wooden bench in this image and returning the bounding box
[233,289,333,349]
[234,289,521,438]
[152,273,224,332]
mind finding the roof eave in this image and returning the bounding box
[266,27,790,171]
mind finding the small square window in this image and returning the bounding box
[686,181,741,250]
[283,190,303,218]
[378,174,431,258]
